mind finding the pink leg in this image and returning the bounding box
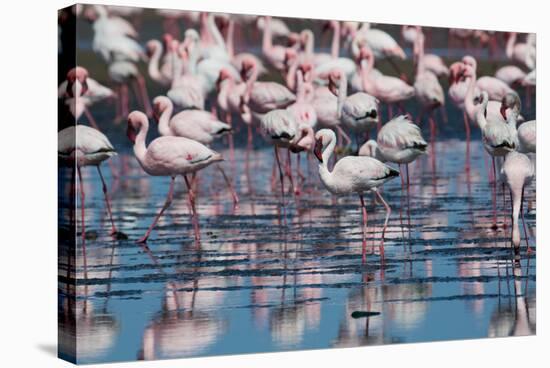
[76,166,88,280]
[97,165,118,236]
[114,85,122,122]
[359,194,368,264]
[137,177,175,243]
[137,75,153,118]
[374,190,390,260]
[225,112,235,167]
[406,164,412,232]
[491,157,498,230]
[285,149,296,195]
[84,107,99,130]
[216,164,239,207]
[121,84,129,119]
[247,124,253,152]
[184,175,201,243]
[274,146,287,223]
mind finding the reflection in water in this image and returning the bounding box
[66,140,536,364]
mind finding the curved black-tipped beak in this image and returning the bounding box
[500,105,507,120]
[314,138,323,163]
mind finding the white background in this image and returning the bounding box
[0,0,546,366]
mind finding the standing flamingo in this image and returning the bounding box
[501,151,535,253]
[58,125,126,276]
[517,120,536,153]
[413,32,445,140]
[314,128,399,261]
[126,111,225,243]
[327,68,379,147]
[462,56,518,101]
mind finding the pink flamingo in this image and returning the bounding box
[109,60,153,121]
[261,16,299,71]
[314,128,399,261]
[216,68,250,147]
[127,111,225,243]
[462,56,518,101]
[505,32,536,70]
[413,32,445,140]
[501,151,535,253]
[240,56,296,115]
[327,68,379,147]
[152,96,239,206]
[494,65,527,87]
[517,120,536,154]
[359,46,415,120]
[58,125,126,276]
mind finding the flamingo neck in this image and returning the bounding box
[464,72,478,122]
[474,98,488,131]
[336,74,348,118]
[415,36,426,77]
[318,135,337,186]
[262,17,273,52]
[331,22,341,58]
[506,33,516,59]
[200,13,213,45]
[133,119,149,167]
[360,59,372,93]
[245,66,259,100]
[286,58,299,92]
[207,14,226,49]
[305,30,314,56]
[158,102,174,137]
[226,19,235,58]
[217,79,232,110]
[148,42,167,84]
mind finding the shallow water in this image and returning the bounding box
[58,7,537,364]
[58,138,536,364]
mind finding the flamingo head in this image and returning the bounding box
[448,62,463,84]
[298,61,313,81]
[500,92,521,120]
[314,130,333,163]
[216,69,233,92]
[299,30,314,48]
[322,20,337,33]
[461,55,477,70]
[240,56,257,80]
[328,69,343,96]
[66,67,89,97]
[287,32,300,47]
[127,111,146,144]
[146,40,159,58]
[284,48,297,67]
[162,34,174,49]
[152,96,171,122]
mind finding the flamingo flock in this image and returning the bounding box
[59,6,536,265]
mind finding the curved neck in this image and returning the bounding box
[262,17,273,52]
[506,33,516,58]
[464,73,478,122]
[331,22,341,58]
[207,14,226,49]
[360,59,372,93]
[285,58,299,91]
[245,65,259,100]
[157,102,174,136]
[475,100,488,130]
[217,78,232,110]
[415,36,425,77]
[133,120,149,167]
[318,135,337,184]
[226,19,235,57]
[305,31,314,56]
[200,13,213,45]
[148,42,167,84]
[336,74,348,118]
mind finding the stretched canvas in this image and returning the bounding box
[58,3,536,364]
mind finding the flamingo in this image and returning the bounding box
[406,26,449,78]
[359,115,427,197]
[58,125,126,271]
[474,91,519,229]
[261,16,298,71]
[127,111,225,243]
[240,56,296,116]
[152,96,239,206]
[462,56,518,101]
[327,68,379,147]
[501,151,535,253]
[359,46,415,119]
[313,128,399,261]
[145,38,173,87]
[257,16,291,38]
[109,60,153,120]
[517,120,536,153]
[522,69,536,87]
[413,32,445,139]
[505,32,536,70]
[495,65,527,87]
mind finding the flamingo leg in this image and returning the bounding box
[184,175,201,243]
[83,107,100,130]
[136,75,153,118]
[285,149,296,195]
[274,146,287,223]
[406,164,412,233]
[121,84,129,120]
[76,166,88,280]
[462,111,471,142]
[359,194,369,264]
[491,156,498,230]
[295,153,302,195]
[69,166,75,230]
[216,164,239,207]
[336,126,352,147]
[374,190,391,260]
[502,182,507,229]
[247,124,253,151]
[97,165,118,236]
[137,177,175,243]
[225,112,235,167]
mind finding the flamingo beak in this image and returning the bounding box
[500,105,507,120]
[314,138,323,163]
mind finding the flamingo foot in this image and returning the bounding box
[136,235,149,244]
[111,230,128,240]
